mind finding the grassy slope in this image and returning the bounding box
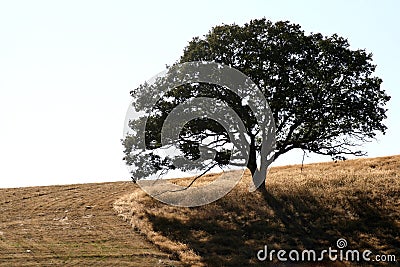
[0,182,180,266]
[114,155,400,266]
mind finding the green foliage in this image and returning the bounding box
[179,18,390,161]
[123,18,390,180]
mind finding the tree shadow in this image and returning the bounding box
[146,188,400,266]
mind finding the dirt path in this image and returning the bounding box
[0,181,180,266]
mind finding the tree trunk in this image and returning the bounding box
[247,137,268,195]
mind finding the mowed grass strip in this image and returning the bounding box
[114,155,400,266]
[0,182,181,266]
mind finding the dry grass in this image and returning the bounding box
[114,155,400,266]
[0,182,181,266]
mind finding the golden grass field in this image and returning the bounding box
[114,155,400,266]
[0,182,180,266]
[0,155,399,266]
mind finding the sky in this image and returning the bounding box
[0,0,399,188]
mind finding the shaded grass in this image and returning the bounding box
[114,155,400,266]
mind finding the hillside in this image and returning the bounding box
[0,155,399,266]
[114,155,400,266]
[0,182,180,266]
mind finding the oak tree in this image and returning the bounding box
[123,19,390,191]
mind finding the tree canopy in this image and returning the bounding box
[123,18,390,190]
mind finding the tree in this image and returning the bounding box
[123,18,390,192]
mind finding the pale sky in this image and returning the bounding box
[0,0,399,188]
